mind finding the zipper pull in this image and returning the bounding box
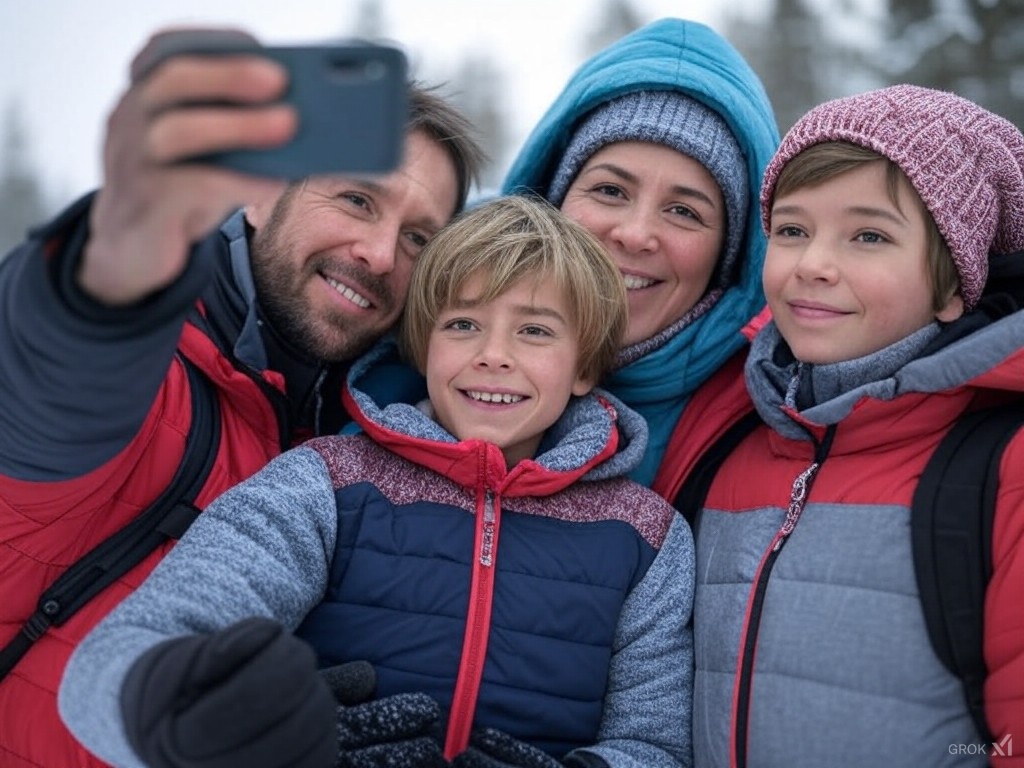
[480,493,495,566]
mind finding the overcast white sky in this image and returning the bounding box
[0,1,722,206]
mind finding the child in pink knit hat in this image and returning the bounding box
[655,85,1024,768]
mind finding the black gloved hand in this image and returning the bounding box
[334,692,449,768]
[452,729,609,768]
[121,617,337,768]
[320,659,377,706]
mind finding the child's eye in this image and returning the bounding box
[442,318,476,332]
[521,325,553,337]
[855,230,890,244]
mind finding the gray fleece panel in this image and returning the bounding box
[58,447,339,768]
[576,514,695,768]
[693,503,985,768]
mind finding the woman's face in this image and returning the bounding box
[560,141,726,347]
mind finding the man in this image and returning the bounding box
[0,28,483,768]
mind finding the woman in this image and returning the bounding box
[502,17,779,484]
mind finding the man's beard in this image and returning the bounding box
[249,193,397,364]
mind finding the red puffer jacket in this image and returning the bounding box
[0,321,286,768]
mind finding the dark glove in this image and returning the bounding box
[334,692,449,768]
[320,659,378,706]
[121,617,337,768]
[453,729,609,768]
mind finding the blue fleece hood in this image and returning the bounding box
[502,18,780,485]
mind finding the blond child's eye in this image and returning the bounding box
[443,318,476,331]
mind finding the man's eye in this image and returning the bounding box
[342,193,370,209]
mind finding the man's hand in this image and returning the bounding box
[121,617,337,768]
[80,28,295,305]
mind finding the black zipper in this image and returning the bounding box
[733,424,836,768]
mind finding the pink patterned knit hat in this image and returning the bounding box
[760,84,1024,309]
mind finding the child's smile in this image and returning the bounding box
[426,274,591,467]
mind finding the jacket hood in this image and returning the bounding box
[502,17,780,484]
[343,339,650,486]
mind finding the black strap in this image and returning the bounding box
[911,402,1024,744]
[0,353,220,682]
[672,409,762,531]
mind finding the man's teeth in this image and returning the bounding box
[326,277,371,308]
[623,275,656,290]
[467,390,524,404]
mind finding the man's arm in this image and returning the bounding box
[0,28,295,480]
[0,198,210,479]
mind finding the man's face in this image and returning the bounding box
[246,130,459,362]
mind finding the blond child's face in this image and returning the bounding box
[426,274,592,467]
[763,161,963,365]
[560,141,725,347]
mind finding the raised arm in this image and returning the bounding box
[0,28,293,479]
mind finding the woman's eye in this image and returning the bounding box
[774,224,806,238]
[593,183,624,198]
[668,204,700,221]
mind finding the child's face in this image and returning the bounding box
[763,161,963,364]
[426,274,592,467]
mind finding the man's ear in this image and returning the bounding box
[936,291,965,323]
[244,199,271,229]
[243,182,290,230]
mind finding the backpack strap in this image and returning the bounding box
[0,352,221,682]
[911,402,1024,743]
[672,409,762,531]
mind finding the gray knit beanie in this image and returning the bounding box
[547,90,748,286]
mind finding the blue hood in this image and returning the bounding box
[502,18,780,484]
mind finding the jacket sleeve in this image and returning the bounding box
[0,194,214,480]
[569,513,695,768]
[57,446,339,768]
[985,430,1024,767]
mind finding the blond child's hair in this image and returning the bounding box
[400,195,627,386]
[771,141,960,312]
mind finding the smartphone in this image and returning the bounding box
[134,31,409,178]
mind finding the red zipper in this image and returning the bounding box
[444,489,500,758]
